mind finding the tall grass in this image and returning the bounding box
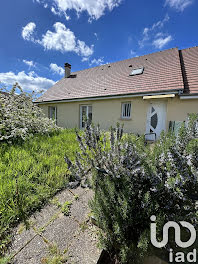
[0,129,78,255]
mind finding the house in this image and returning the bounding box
[36,46,198,139]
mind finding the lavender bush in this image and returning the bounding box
[65,116,198,263]
[0,83,59,143]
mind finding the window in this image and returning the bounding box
[80,105,92,128]
[48,106,57,122]
[130,67,144,76]
[121,102,131,119]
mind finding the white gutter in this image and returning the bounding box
[180,95,198,100]
[35,90,180,105]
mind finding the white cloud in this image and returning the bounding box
[165,0,193,11]
[153,35,173,49]
[22,22,94,57]
[0,71,55,92]
[82,57,89,62]
[39,22,77,52]
[94,32,98,39]
[142,14,169,38]
[155,32,165,38]
[139,14,170,48]
[51,7,70,19]
[51,6,60,15]
[22,22,36,41]
[149,14,169,32]
[50,63,64,75]
[130,50,137,57]
[23,59,35,68]
[81,56,105,66]
[42,0,122,21]
[89,57,104,66]
[77,40,94,57]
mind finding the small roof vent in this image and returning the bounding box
[130,67,144,76]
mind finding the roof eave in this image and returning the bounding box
[35,89,183,104]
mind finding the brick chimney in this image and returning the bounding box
[64,63,71,78]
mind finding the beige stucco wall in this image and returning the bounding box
[166,97,198,123]
[39,95,198,135]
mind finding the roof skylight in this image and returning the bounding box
[130,67,144,76]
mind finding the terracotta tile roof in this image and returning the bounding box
[37,48,184,103]
[180,46,198,95]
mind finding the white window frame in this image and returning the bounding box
[80,105,92,129]
[49,106,57,123]
[121,102,131,119]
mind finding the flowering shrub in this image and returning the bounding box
[0,83,59,143]
[65,123,154,263]
[65,116,198,263]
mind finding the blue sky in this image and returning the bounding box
[0,0,197,93]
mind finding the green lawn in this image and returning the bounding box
[0,129,78,255]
